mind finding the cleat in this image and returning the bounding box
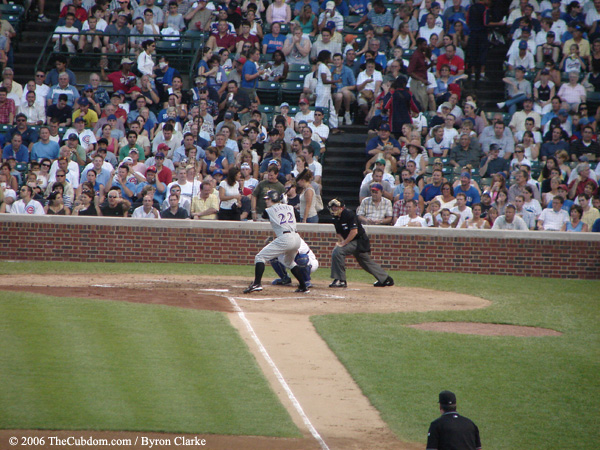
[243,283,263,293]
[272,277,292,285]
[329,279,347,288]
[374,276,394,287]
[305,282,312,289]
[295,286,310,293]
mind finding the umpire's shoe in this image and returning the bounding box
[374,276,394,287]
[294,286,310,293]
[243,283,263,293]
[329,279,347,288]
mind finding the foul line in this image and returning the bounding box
[227,296,330,450]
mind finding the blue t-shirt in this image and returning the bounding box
[31,141,60,161]
[2,144,29,163]
[454,185,481,206]
[262,34,286,54]
[241,60,258,89]
[421,183,442,202]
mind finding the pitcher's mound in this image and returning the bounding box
[407,322,562,337]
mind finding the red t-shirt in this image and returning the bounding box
[212,32,237,50]
[157,166,173,185]
[235,34,259,47]
[436,54,465,75]
[107,71,141,94]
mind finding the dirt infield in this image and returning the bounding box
[0,274,498,450]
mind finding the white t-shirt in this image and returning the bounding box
[450,205,473,227]
[394,214,427,227]
[356,70,383,92]
[132,206,161,218]
[218,180,239,209]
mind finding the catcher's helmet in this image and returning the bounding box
[264,190,282,203]
[295,253,310,267]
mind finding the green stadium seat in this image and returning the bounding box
[285,72,305,82]
[288,63,310,72]
[280,81,303,104]
[256,81,280,105]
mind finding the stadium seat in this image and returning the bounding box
[257,81,280,105]
[280,81,303,104]
[285,72,305,82]
[288,63,310,73]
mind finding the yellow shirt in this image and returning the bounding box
[582,207,600,229]
[191,193,219,219]
[72,109,99,128]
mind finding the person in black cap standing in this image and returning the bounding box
[426,390,482,450]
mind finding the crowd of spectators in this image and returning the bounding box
[1,0,600,232]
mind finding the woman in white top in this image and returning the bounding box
[433,182,457,210]
[297,169,318,223]
[461,203,490,229]
[137,40,156,78]
[392,22,416,50]
[523,185,542,218]
[218,167,242,221]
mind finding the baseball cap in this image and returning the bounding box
[379,123,390,131]
[299,98,309,104]
[4,188,16,200]
[146,165,157,173]
[522,26,531,33]
[280,102,289,108]
[370,183,383,191]
[326,20,336,30]
[74,117,84,123]
[107,114,117,120]
[489,143,501,152]
[375,158,386,165]
[68,133,79,140]
[240,162,251,170]
[465,101,477,109]
[557,184,568,191]
[212,168,223,176]
[129,147,139,154]
[461,171,471,179]
[157,143,170,151]
[325,0,335,9]
[268,159,280,166]
[440,101,452,110]
[236,55,247,64]
[558,109,569,117]
[121,57,134,65]
[439,390,456,406]
[78,97,89,106]
[518,41,528,50]
[122,156,134,164]
[431,1,441,7]
[155,151,166,158]
[84,84,93,91]
[345,34,357,44]
[224,111,234,119]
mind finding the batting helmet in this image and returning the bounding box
[264,190,282,203]
[295,253,310,267]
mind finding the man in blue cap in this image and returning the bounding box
[426,390,482,450]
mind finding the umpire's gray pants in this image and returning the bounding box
[331,240,388,283]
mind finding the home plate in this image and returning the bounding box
[201,289,230,293]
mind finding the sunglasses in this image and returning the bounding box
[108,195,119,198]
[56,174,65,177]
[42,163,51,167]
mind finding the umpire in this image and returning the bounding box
[426,391,482,450]
[328,198,394,288]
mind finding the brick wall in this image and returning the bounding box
[1,216,599,279]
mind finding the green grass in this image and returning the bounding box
[0,291,300,437]
[1,262,598,448]
[311,275,600,450]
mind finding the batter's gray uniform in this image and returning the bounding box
[256,203,302,268]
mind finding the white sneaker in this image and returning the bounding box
[344,112,352,125]
[338,116,344,125]
[496,102,506,109]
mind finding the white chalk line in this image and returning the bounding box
[226,296,330,450]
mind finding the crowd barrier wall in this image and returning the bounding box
[1,216,599,279]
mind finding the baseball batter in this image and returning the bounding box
[270,238,319,288]
[244,190,310,294]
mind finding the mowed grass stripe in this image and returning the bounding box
[312,276,600,450]
[0,292,300,437]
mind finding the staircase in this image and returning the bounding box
[320,124,369,222]
[13,0,61,86]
